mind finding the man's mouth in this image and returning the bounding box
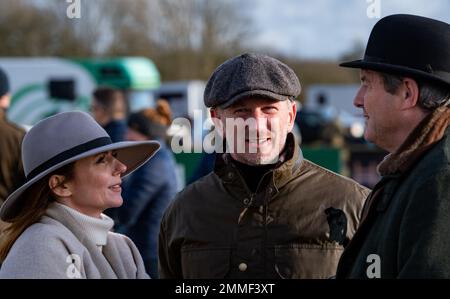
[363,111,369,119]
[245,137,271,146]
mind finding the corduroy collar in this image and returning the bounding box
[378,106,450,176]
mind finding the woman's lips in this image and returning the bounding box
[109,183,122,192]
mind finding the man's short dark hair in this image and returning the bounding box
[92,86,127,114]
[379,72,450,110]
[0,67,10,98]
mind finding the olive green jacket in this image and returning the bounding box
[159,134,369,278]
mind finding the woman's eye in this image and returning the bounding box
[96,156,106,164]
[112,152,118,158]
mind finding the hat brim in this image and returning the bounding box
[219,90,292,109]
[340,59,450,87]
[0,140,160,221]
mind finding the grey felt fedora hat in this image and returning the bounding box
[0,111,160,221]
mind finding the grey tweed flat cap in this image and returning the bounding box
[204,53,301,108]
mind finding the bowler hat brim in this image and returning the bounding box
[0,140,160,221]
[340,59,450,87]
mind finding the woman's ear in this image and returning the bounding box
[48,175,72,198]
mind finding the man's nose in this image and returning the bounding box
[353,87,365,109]
[248,109,269,129]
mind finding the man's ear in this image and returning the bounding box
[48,175,72,198]
[400,78,420,110]
[287,100,297,132]
[210,107,225,138]
[210,107,220,119]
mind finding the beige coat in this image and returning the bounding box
[0,206,149,279]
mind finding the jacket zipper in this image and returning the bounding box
[263,202,268,277]
[234,166,273,277]
[250,171,272,278]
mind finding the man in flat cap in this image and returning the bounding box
[0,67,25,245]
[159,53,369,278]
[336,14,450,279]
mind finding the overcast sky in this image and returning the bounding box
[248,0,450,60]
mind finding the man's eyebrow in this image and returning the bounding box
[230,103,245,109]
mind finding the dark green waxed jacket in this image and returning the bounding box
[337,126,450,279]
[159,134,369,279]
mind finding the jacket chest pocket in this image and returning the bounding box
[274,244,344,279]
[181,247,232,279]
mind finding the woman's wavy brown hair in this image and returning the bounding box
[0,163,75,262]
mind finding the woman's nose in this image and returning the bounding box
[114,159,127,175]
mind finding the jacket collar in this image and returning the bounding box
[46,202,114,249]
[369,106,450,213]
[378,106,450,177]
[214,132,303,205]
[271,133,304,190]
[44,203,122,278]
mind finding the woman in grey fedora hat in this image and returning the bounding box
[0,111,160,278]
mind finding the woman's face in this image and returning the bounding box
[56,151,127,218]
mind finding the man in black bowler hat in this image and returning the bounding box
[336,14,450,278]
[159,53,370,278]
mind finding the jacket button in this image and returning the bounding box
[243,198,249,205]
[227,172,234,179]
[238,263,248,272]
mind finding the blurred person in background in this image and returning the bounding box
[0,67,26,250]
[91,86,127,143]
[111,100,178,278]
